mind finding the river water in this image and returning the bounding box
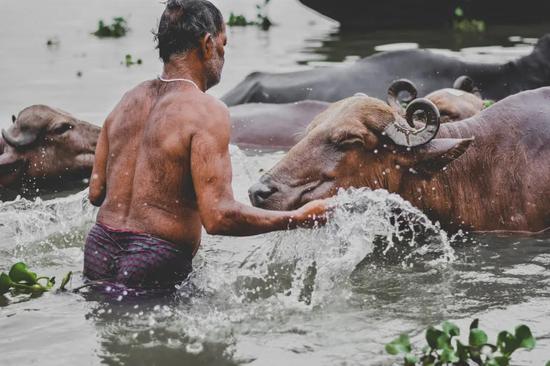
[1,1,549,365]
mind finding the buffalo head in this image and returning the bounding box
[0,105,99,194]
[249,95,473,210]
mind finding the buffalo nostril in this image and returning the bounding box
[249,183,278,205]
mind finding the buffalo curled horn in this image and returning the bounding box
[1,128,39,149]
[387,79,418,125]
[383,98,441,147]
[453,75,476,93]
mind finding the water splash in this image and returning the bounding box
[0,189,96,267]
[234,187,454,307]
[124,187,455,356]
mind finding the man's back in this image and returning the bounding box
[84,0,326,291]
[96,80,208,252]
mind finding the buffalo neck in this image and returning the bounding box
[396,96,532,232]
[513,43,550,90]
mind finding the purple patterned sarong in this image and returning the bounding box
[83,222,193,291]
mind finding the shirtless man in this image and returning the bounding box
[83,0,327,291]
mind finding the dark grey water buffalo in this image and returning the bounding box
[222,34,550,106]
[249,87,550,233]
[0,105,99,200]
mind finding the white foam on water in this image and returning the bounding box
[0,189,96,248]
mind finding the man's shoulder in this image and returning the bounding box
[166,90,229,125]
[123,80,156,99]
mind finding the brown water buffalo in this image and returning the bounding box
[249,87,550,233]
[0,105,99,200]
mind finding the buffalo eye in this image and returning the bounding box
[52,122,74,135]
[336,136,364,149]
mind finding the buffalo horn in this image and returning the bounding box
[1,128,38,148]
[383,98,440,147]
[387,79,418,127]
[453,75,476,93]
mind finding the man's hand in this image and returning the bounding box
[291,199,332,229]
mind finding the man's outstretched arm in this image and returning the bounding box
[89,121,109,206]
[190,105,326,236]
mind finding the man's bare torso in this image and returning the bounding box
[96,80,214,253]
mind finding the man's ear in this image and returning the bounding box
[396,137,474,173]
[199,33,214,60]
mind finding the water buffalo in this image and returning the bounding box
[0,105,99,200]
[0,82,484,200]
[222,34,550,106]
[249,87,550,233]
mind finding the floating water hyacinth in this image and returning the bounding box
[93,17,129,38]
[0,262,72,296]
[386,319,537,366]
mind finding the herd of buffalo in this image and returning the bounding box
[2,35,550,233]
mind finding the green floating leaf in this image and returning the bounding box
[497,331,517,356]
[9,262,37,285]
[30,284,46,294]
[454,7,464,17]
[442,321,460,337]
[456,340,470,361]
[469,328,488,347]
[60,272,73,291]
[404,353,418,366]
[486,356,510,366]
[545,361,550,366]
[426,326,450,350]
[385,334,412,355]
[0,272,13,295]
[515,325,535,350]
[440,347,459,363]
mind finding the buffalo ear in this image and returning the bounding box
[11,115,16,123]
[397,138,474,173]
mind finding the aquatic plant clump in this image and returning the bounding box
[386,319,537,366]
[93,17,129,38]
[0,262,72,296]
[227,0,272,30]
[123,54,143,67]
[453,7,486,33]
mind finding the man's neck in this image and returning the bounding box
[161,55,207,92]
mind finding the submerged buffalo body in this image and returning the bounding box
[249,88,550,233]
[222,35,550,106]
[229,100,328,149]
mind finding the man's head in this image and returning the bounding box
[155,0,227,89]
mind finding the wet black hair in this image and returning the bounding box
[155,0,224,63]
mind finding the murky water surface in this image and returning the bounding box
[1,1,549,365]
